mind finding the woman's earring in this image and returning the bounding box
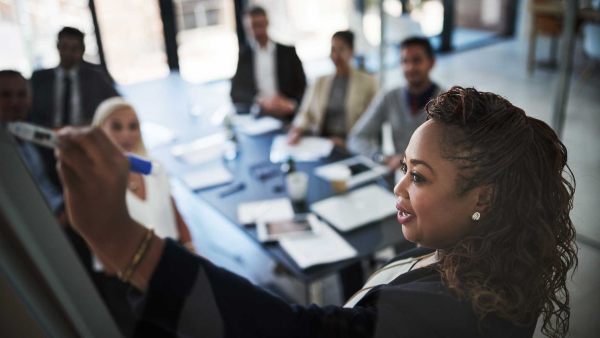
[472,212,481,221]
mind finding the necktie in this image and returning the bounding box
[62,76,71,126]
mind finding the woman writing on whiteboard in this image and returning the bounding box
[57,87,577,337]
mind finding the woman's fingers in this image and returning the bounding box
[55,140,93,182]
[56,127,103,165]
[87,127,124,160]
[56,157,83,193]
[56,127,129,187]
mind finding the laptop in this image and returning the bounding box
[310,184,398,232]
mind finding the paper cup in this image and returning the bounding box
[285,172,309,201]
[326,165,352,194]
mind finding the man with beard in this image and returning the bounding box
[348,37,444,170]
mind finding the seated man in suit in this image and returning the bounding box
[1,69,94,276]
[29,27,119,128]
[348,37,444,169]
[230,6,307,121]
[0,70,63,214]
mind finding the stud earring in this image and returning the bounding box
[472,212,481,221]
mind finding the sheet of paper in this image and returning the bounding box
[228,114,254,126]
[279,218,358,269]
[180,162,233,190]
[171,132,228,165]
[141,122,176,149]
[179,145,223,164]
[270,135,334,163]
[237,116,283,136]
[237,198,295,225]
[310,184,398,232]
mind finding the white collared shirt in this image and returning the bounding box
[54,66,83,127]
[252,40,278,97]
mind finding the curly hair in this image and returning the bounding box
[425,87,578,338]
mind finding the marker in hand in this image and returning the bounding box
[7,122,160,175]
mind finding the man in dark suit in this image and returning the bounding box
[231,6,306,120]
[29,27,119,128]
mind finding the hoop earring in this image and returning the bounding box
[472,212,481,221]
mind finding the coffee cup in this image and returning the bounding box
[326,165,351,194]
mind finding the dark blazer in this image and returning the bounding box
[28,66,119,128]
[81,60,116,86]
[130,240,537,337]
[28,66,119,190]
[230,42,306,113]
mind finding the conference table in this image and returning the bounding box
[122,74,409,304]
[197,132,407,278]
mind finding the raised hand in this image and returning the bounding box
[55,127,145,273]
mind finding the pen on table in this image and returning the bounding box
[6,122,160,176]
[219,182,246,198]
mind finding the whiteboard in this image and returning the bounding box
[0,128,122,337]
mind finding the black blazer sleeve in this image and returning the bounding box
[276,44,306,106]
[130,239,535,338]
[230,45,257,106]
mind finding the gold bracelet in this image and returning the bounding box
[119,227,154,283]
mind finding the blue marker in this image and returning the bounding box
[7,122,160,176]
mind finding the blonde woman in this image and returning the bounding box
[92,97,194,255]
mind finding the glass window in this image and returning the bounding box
[409,0,444,38]
[0,0,98,77]
[452,0,511,48]
[249,0,354,77]
[174,0,239,84]
[94,0,170,85]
